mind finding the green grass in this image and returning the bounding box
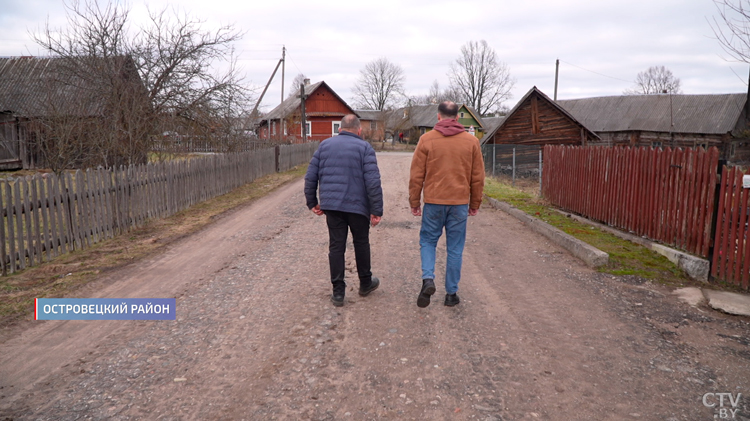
[484,177,689,286]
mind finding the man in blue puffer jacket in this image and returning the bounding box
[304,114,384,307]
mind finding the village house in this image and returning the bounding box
[354,109,386,141]
[256,80,358,143]
[385,103,485,143]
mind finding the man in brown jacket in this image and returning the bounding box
[409,101,485,307]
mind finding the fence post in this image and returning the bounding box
[492,143,496,177]
[539,148,543,197]
[512,147,516,188]
[275,145,280,173]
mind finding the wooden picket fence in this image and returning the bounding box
[711,166,750,289]
[0,143,318,275]
[542,145,720,258]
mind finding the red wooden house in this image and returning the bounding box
[257,80,357,143]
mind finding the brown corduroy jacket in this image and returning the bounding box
[409,124,485,210]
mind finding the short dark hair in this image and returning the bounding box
[438,101,459,118]
[340,114,361,130]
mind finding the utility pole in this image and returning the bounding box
[281,46,286,102]
[299,82,309,141]
[554,59,559,101]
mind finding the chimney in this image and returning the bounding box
[304,78,310,86]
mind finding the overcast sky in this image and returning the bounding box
[1,0,748,113]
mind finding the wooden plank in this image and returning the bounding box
[14,180,25,270]
[46,175,60,257]
[694,149,709,256]
[742,169,750,289]
[6,182,16,273]
[33,176,49,262]
[22,178,35,267]
[733,174,748,284]
[727,169,742,283]
[715,166,733,279]
[55,175,70,253]
[0,181,7,275]
[703,148,720,257]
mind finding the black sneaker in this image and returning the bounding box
[359,277,380,297]
[444,293,460,307]
[417,279,436,308]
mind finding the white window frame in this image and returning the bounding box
[332,121,341,136]
[301,121,311,137]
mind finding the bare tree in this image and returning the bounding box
[623,66,682,95]
[448,40,515,116]
[31,0,253,167]
[288,73,307,98]
[710,0,750,63]
[352,57,405,110]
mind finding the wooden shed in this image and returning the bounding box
[483,86,598,146]
[257,80,357,143]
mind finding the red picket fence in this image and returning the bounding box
[711,166,750,289]
[542,145,720,259]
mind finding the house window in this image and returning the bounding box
[460,112,465,118]
[730,142,737,157]
[651,141,662,148]
[332,121,341,136]
[301,121,311,137]
[370,120,377,131]
[283,121,287,136]
[272,121,276,135]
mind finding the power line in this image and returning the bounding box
[559,59,631,83]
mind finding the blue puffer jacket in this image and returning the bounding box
[305,131,383,218]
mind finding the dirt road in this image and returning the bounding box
[1,152,748,420]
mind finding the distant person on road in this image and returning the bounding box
[409,101,485,308]
[399,132,404,143]
[305,114,384,307]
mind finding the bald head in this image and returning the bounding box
[340,114,361,133]
[438,101,459,119]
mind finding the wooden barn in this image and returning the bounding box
[481,87,598,173]
[0,56,148,169]
[257,80,357,143]
[483,86,599,146]
[557,93,750,165]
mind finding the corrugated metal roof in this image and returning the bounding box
[0,56,130,117]
[385,104,439,131]
[480,116,506,139]
[557,93,747,134]
[354,109,383,121]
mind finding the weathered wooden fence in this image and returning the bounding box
[0,142,318,275]
[711,166,750,289]
[542,145,720,258]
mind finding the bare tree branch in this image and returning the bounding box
[623,65,682,95]
[352,58,405,110]
[448,40,515,116]
[709,0,750,63]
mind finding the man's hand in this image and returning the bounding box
[411,206,421,216]
[311,205,324,216]
[469,208,479,216]
[370,215,381,227]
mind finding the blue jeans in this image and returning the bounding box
[419,204,468,294]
